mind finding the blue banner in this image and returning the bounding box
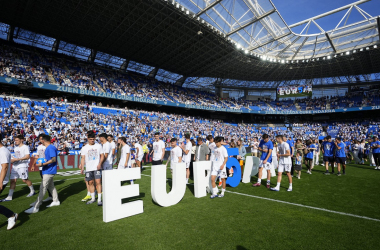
[0,76,18,85]
[1,77,380,115]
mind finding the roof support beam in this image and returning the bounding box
[149,67,159,78]
[325,33,337,53]
[88,49,97,63]
[226,9,276,36]
[120,59,130,71]
[289,0,370,28]
[175,76,187,87]
[248,32,291,51]
[196,0,223,17]
[377,17,380,42]
[52,39,60,52]
[7,25,14,42]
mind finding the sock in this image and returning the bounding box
[257,178,261,184]
[90,193,95,201]
[221,188,226,194]
[87,191,90,196]
[186,178,189,183]
[130,180,134,184]
[213,187,218,195]
[267,180,270,184]
[7,189,14,199]
[29,185,34,193]
[98,193,102,202]
[276,182,280,189]
[289,183,293,189]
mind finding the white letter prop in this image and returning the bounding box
[193,161,212,198]
[102,168,143,223]
[242,156,260,183]
[151,163,186,207]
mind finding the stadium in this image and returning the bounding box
[0,0,380,249]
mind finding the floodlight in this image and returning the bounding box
[327,56,331,59]
[366,47,369,50]
[244,50,248,54]
[345,51,350,55]
[360,48,364,51]
[353,50,357,53]
[281,60,285,63]
[374,45,378,48]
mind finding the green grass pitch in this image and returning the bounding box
[1,157,380,250]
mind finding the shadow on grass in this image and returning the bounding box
[236,246,249,250]
[0,210,30,230]
[55,179,87,204]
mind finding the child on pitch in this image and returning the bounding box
[169,138,182,174]
[210,137,228,198]
[294,151,302,179]
[271,135,293,192]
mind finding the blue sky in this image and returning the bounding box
[272,0,380,33]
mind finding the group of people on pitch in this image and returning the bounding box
[0,133,60,230]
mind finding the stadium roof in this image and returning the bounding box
[0,0,379,89]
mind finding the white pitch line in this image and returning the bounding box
[4,173,380,223]
[141,173,380,222]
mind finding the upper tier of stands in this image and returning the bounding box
[1,43,380,113]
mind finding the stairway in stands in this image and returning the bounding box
[295,103,302,111]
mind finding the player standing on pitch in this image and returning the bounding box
[0,140,18,230]
[1,135,35,202]
[210,137,228,198]
[80,132,104,206]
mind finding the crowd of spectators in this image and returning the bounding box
[1,92,379,155]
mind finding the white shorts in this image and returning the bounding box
[259,160,272,170]
[184,161,190,169]
[137,155,143,162]
[211,165,227,178]
[278,164,291,173]
[11,167,29,180]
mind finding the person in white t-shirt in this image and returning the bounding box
[79,142,92,202]
[251,137,259,157]
[169,138,182,172]
[2,135,35,201]
[180,134,192,184]
[271,135,293,192]
[99,133,113,170]
[132,141,144,172]
[80,132,104,206]
[0,141,18,230]
[117,137,134,184]
[151,132,165,165]
[210,137,228,199]
[117,137,131,170]
[107,134,116,164]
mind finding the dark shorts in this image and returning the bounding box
[294,164,302,171]
[323,156,334,163]
[152,160,163,165]
[85,170,102,181]
[335,157,346,164]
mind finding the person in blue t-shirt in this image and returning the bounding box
[304,140,316,174]
[371,136,380,169]
[25,134,60,214]
[322,135,335,175]
[253,134,273,188]
[334,137,346,176]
